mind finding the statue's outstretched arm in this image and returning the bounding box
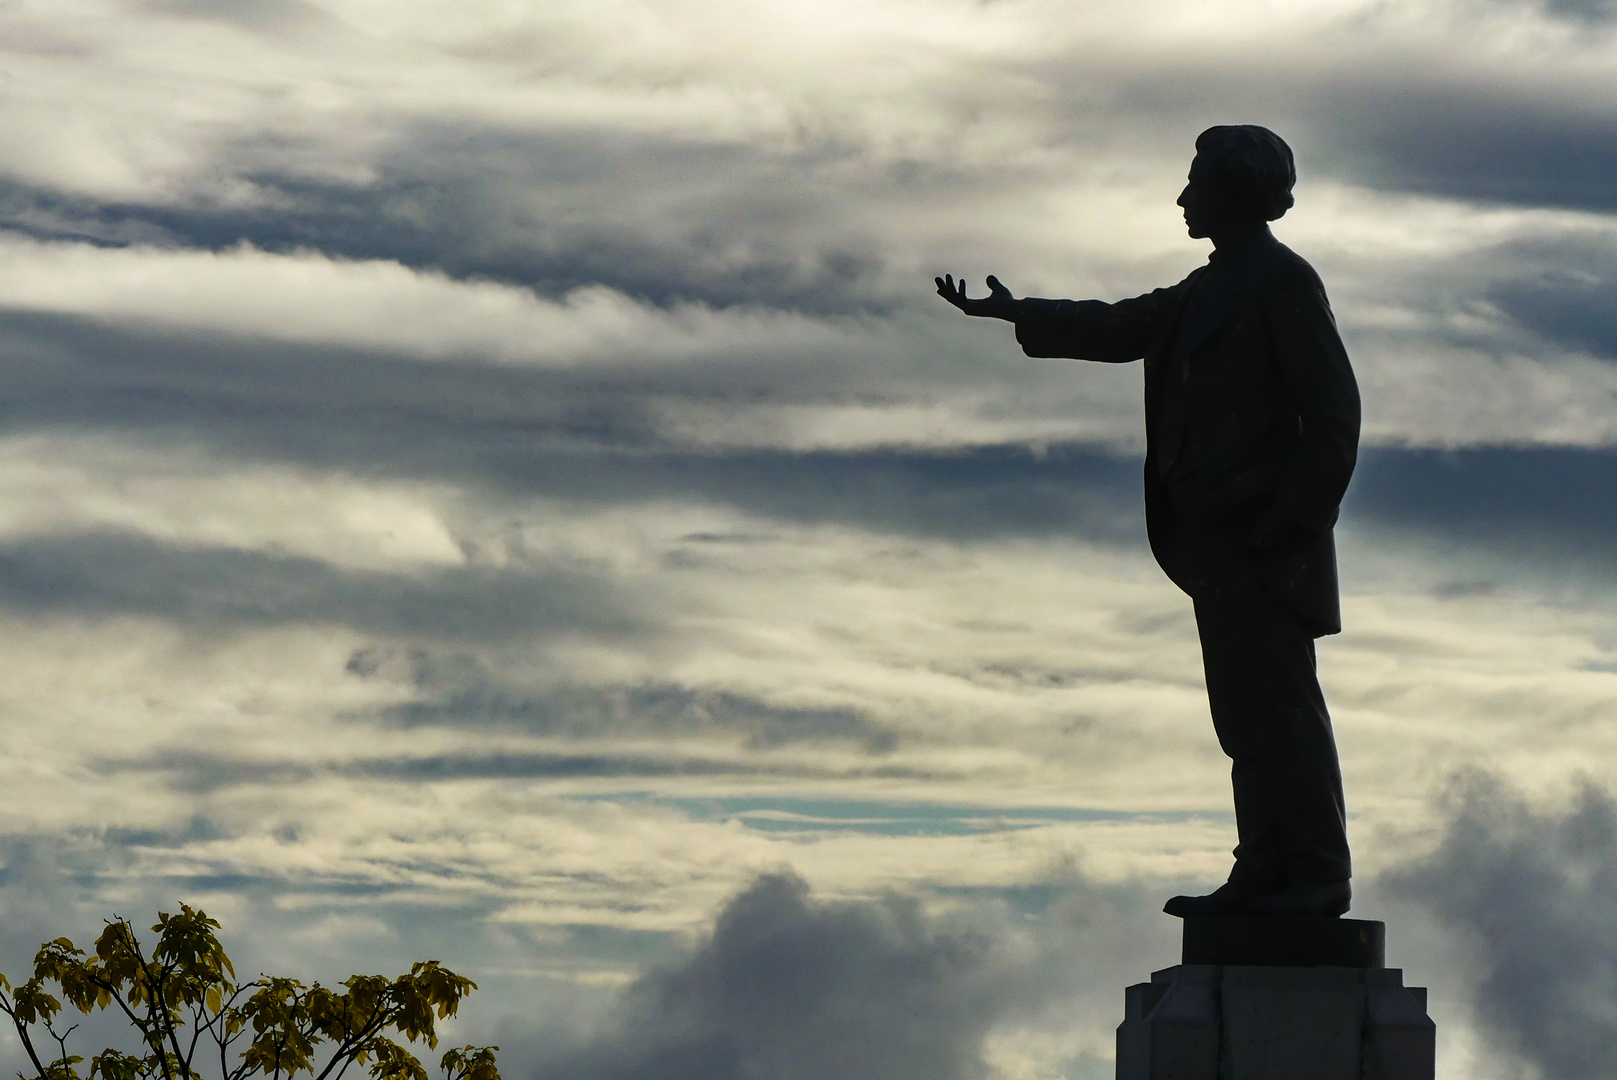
[934,271,1189,364]
[1015,282,1188,364]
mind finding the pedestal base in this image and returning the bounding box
[1115,917,1434,1079]
[1182,914,1383,967]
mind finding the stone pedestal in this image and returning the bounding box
[1116,917,1434,1079]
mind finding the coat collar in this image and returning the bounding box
[1173,228,1280,356]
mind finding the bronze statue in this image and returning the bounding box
[937,126,1360,917]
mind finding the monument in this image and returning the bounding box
[936,127,1435,1075]
[1115,915,1434,1078]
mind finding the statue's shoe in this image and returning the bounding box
[1163,879,1277,918]
[1247,879,1351,917]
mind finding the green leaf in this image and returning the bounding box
[439,1046,499,1080]
[4,909,488,1080]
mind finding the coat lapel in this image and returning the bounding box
[1150,235,1278,481]
[1174,234,1275,357]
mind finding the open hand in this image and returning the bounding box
[935,273,1019,321]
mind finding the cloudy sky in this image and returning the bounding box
[4,0,1617,1076]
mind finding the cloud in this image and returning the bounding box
[141,0,330,30]
[537,872,1009,1080]
[1321,91,1617,214]
[1536,0,1617,25]
[94,746,951,794]
[0,234,899,365]
[1383,773,1617,1080]
[522,869,1169,1080]
[371,664,902,752]
[1347,446,1617,568]
[0,131,905,316]
[0,530,645,642]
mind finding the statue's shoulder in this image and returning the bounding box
[1261,239,1327,294]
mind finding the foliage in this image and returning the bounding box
[0,906,500,1080]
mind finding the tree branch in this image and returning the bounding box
[0,994,55,1080]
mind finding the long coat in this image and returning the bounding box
[1014,231,1360,636]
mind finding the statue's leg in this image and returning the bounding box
[1195,589,1282,885]
[1193,565,1350,886]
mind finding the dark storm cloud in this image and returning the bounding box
[340,752,940,783]
[1345,446,1617,567]
[140,0,320,27]
[1383,773,1617,1080]
[361,654,900,751]
[1103,57,1617,213]
[1489,272,1617,359]
[0,308,667,457]
[1537,0,1617,23]
[1481,233,1617,359]
[91,748,956,794]
[522,871,1165,1080]
[20,306,1617,592]
[0,308,1146,544]
[0,530,642,642]
[632,445,1141,544]
[0,121,905,316]
[1315,89,1617,213]
[11,11,1617,319]
[556,873,1003,1080]
[17,299,1617,589]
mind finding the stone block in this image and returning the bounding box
[1363,969,1436,1080]
[1219,965,1364,1080]
[1117,966,1219,1080]
[1113,917,1434,1079]
[1114,965,1433,1079]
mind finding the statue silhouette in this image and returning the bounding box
[938,126,1360,918]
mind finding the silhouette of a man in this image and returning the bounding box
[937,126,1359,917]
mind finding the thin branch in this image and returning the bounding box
[326,1047,360,1080]
[1,997,54,1080]
[123,933,177,1080]
[184,1002,208,1071]
[309,1001,391,1080]
[211,985,257,1080]
[79,967,153,1038]
[152,960,193,1080]
[268,1011,294,1080]
[198,984,251,1039]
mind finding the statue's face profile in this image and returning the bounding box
[1176,154,1235,240]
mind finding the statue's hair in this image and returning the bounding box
[1194,125,1296,222]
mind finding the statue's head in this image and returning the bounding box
[1178,125,1296,239]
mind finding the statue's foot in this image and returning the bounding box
[1248,879,1351,917]
[1163,879,1276,918]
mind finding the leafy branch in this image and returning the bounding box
[0,906,500,1080]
